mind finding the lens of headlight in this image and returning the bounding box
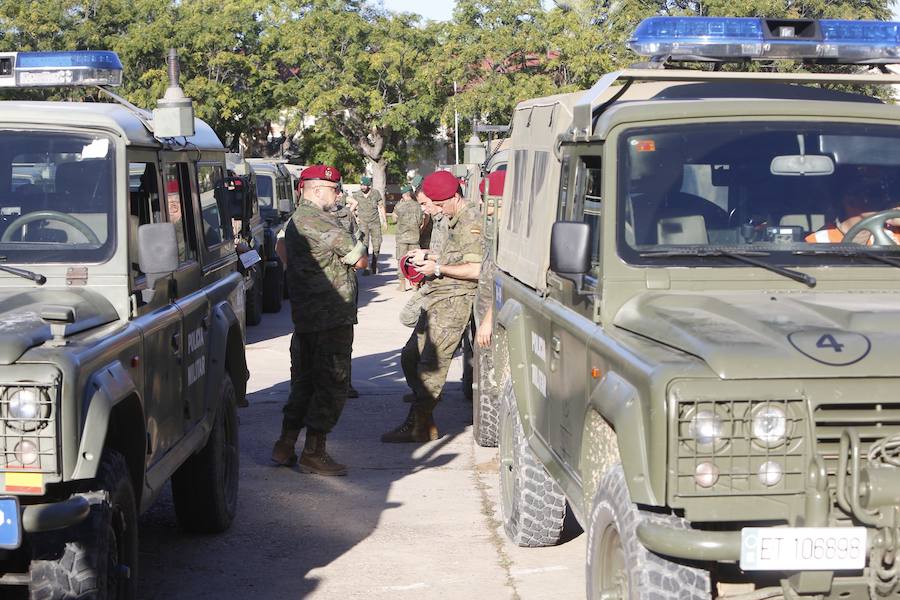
[752,405,787,447]
[8,389,40,420]
[690,410,723,445]
[757,461,783,487]
[14,440,38,466]
[694,462,719,488]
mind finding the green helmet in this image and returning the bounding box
[360,176,372,186]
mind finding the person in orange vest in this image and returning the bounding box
[805,177,900,244]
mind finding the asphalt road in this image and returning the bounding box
[138,236,585,599]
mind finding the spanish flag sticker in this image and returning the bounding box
[4,472,43,495]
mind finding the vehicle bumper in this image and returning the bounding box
[21,495,90,533]
[637,521,741,561]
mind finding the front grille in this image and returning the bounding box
[675,399,807,496]
[0,383,58,473]
[814,401,900,483]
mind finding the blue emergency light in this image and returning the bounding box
[628,16,900,63]
[0,50,123,88]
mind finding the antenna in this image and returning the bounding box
[152,48,195,138]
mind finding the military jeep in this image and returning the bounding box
[489,17,900,599]
[0,50,250,598]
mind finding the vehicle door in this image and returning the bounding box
[545,150,602,471]
[128,155,185,463]
[162,158,209,430]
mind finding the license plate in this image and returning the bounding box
[740,527,867,571]
[0,497,21,549]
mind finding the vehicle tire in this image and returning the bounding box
[472,343,499,447]
[245,269,263,326]
[499,376,565,547]
[171,373,239,534]
[30,450,138,600]
[586,465,711,600]
[262,259,283,313]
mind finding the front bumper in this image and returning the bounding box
[21,495,90,533]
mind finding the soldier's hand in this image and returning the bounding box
[476,320,493,349]
[409,248,428,263]
[414,259,437,277]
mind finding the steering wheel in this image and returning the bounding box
[0,210,101,245]
[841,209,900,246]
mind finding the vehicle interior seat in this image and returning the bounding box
[42,160,111,244]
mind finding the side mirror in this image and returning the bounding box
[214,176,250,221]
[550,221,593,295]
[138,223,179,302]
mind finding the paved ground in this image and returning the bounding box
[139,236,585,599]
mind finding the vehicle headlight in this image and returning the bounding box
[751,405,788,447]
[8,389,40,420]
[14,440,39,466]
[690,410,723,446]
[757,461,784,487]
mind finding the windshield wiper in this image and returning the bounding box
[639,249,817,288]
[792,248,900,269]
[0,259,46,285]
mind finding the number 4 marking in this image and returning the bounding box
[816,334,844,353]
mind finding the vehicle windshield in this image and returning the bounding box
[0,131,115,264]
[618,122,900,266]
[255,174,274,209]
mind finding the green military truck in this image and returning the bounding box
[489,16,900,599]
[0,50,250,598]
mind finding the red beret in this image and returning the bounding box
[399,256,426,285]
[298,165,341,188]
[422,170,460,202]
[478,170,506,197]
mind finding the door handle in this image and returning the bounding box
[551,336,562,354]
[171,333,181,352]
[201,315,210,330]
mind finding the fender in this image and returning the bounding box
[589,371,657,505]
[206,300,248,411]
[72,361,141,481]
[496,298,539,437]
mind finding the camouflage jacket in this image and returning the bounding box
[352,189,384,225]
[394,198,423,244]
[423,202,483,304]
[332,201,359,239]
[286,199,362,332]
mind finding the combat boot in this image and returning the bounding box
[381,406,439,443]
[298,430,347,476]
[370,253,378,274]
[271,428,300,466]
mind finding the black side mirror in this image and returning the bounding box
[550,221,593,295]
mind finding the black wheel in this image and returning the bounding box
[586,465,711,600]
[472,343,499,447]
[499,376,565,547]
[262,259,284,313]
[30,450,138,600]
[245,269,263,326]
[171,373,239,533]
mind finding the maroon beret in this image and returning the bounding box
[479,170,506,197]
[422,170,460,202]
[298,165,341,188]
[400,256,426,285]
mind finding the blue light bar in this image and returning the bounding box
[0,51,123,88]
[628,17,900,63]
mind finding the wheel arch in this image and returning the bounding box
[206,300,249,410]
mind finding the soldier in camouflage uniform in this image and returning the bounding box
[331,190,362,399]
[351,176,386,274]
[399,195,450,328]
[393,184,423,291]
[271,165,368,475]
[382,171,483,443]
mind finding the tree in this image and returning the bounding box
[271,1,444,194]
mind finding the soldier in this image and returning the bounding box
[351,176,386,274]
[393,183,423,291]
[398,194,449,328]
[382,171,483,443]
[331,188,362,399]
[271,165,368,476]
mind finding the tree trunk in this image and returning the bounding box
[369,157,388,201]
[356,127,388,201]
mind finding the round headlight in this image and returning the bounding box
[14,440,39,466]
[690,410,723,446]
[694,462,720,488]
[752,405,788,447]
[758,461,784,487]
[8,389,40,420]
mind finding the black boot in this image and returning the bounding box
[370,253,378,274]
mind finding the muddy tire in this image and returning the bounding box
[472,343,499,447]
[245,269,263,326]
[172,373,239,534]
[262,259,283,313]
[30,450,138,600]
[499,376,565,547]
[586,465,711,600]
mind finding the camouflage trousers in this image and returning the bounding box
[401,294,474,412]
[396,241,419,282]
[282,325,354,434]
[359,220,382,254]
[399,286,426,328]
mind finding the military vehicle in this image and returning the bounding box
[0,50,250,598]
[489,16,900,599]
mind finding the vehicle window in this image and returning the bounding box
[0,131,116,264]
[197,163,227,248]
[528,151,550,235]
[579,157,603,273]
[256,174,274,210]
[557,156,571,220]
[618,122,900,266]
[163,163,197,264]
[128,162,163,277]
[506,150,529,234]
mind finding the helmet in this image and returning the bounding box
[399,256,426,285]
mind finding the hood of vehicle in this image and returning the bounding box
[614,291,900,379]
[0,288,119,364]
